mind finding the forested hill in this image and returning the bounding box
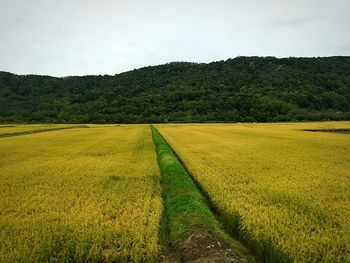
[1,56,350,123]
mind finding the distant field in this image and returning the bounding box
[0,124,80,137]
[0,125,162,262]
[157,122,350,262]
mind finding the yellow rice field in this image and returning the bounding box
[0,124,78,136]
[0,125,162,262]
[157,122,350,262]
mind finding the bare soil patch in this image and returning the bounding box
[167,232,248,263]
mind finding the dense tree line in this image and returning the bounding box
[1,56,350,123]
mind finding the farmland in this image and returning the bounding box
[157,122,350,262]
[0,125,162,262]
[0,124,80,137]
[0,122,349,262]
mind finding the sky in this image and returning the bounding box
[0,0,349,76]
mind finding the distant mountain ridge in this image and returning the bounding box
[1,56,350,123]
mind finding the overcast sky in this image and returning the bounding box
[1,0,349,76]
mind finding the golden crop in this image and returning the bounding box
[0,124,76,136]
[0,125,162,262]
[157,122,350,262]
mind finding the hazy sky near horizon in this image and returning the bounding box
[1,0,349,76]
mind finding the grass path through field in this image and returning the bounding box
[151,125,255,263]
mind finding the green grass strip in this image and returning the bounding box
[151,125,255,262]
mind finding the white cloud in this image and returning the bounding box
[0,0,349,76]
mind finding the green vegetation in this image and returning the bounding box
[1,56,350,123]
[151,126,254,262]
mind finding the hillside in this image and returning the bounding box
[1,56,350,123]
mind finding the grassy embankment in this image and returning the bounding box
[151,125,255,262]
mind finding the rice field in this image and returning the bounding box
[1,122,349,262]
[157,122,350,262]
[0,125,162,262]
[0,124,78,136]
